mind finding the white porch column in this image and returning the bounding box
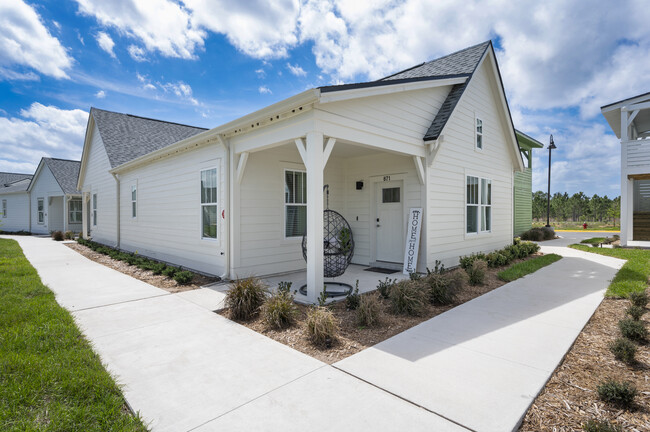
[81,193,88,238]
[63,196,68,233]
[305,131,325,304]
[621,176,633,245]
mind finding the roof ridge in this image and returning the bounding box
[44,157,81,163]
[91,107,208,130]
[0,171,32,176]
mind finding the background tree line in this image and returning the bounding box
[532,192,620,223]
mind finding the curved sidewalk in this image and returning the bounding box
[7,235,625,432]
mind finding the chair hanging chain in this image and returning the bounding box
[324,184,329,210]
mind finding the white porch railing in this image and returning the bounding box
[625,138,650,170]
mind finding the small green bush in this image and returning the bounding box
[346,280,361,310]
[225,277,268,321]
[459,253,486,270]
[609,337,637,364]
[426,260,446,275]
[377,277,396,299]
[582,419,623,432]
[626,305,646,320]
[409,272,422,281]
[277,281,293,294]
[305,307,339,347]
[389,280,428,316]
[173,270,194,285]
[262,291,297,329]
[628,291,648,308]
[485,251,510,268]
[162,266,178,278]
[356,295,382,327]
[596,379,637,408]
[520,241,540,255]
[619,318,648,342]
[426,273,457,305]
[64,230,75,240]
[51,230,64,241]
[151,262,167,275]
[466,259,487,285]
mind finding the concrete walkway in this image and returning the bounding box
[6,236,625,432]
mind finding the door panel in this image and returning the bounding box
[376,181,404,263]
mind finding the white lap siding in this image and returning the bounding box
[0,192,30,232]
[118,143,226,275]
[427,59,515,268]
[30,165,64,235]
[78,124,118,246]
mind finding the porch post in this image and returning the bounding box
[63,196,68,233]
[305,131,324,304]
[81,193,88,238]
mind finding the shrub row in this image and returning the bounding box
[460,241,540,270]
[76,237,194,285]
[520,227,555,241]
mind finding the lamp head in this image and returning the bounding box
[549,134,557,150]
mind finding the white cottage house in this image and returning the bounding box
[602,91,650,246]
[78,41,525,303]
[0,172,33,232]
[27,158,82,235]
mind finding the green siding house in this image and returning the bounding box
[514,130,543,236]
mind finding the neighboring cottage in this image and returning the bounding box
[0,172,33,232]
[514,131,543,236]
[77,40,529,303]
[602,91,650,246]
[27,158,82,235]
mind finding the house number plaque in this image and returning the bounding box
[383,175,391,181]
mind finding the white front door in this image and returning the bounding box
[376,181,404,263]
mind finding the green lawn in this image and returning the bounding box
[497,253,563,282]
[0,239,148,432]
[533,221,619,231]
[570,244,650,298]
[580,237,607,246]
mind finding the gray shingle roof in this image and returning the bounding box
[43,158,81,194]
[0,178,31,194]
[91,108,208,168]
[0,172,32,187]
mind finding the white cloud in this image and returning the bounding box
[128,45,147,62]
[0,0,73,79]
[286,62,306,76]
[0,67,39,81]
[95,31,116,58]
[95,90,106,98]
[255,68,266,78]
[159,80,198,105]
[143,83,156,90]
[258,86,272,94]
[0,103,88,171]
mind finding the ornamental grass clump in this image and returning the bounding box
[466,259,487,285]
[619,318,648,342]
[596,379,637,408]
[64,230,75,240]
[51,230,64,241]
[356,294,382,327]
[425,273,460,305]
[225,277,268,321]
[609,337,637,364]
[305,307,339,347]
[389,280,428,316]
[263,291,298,329]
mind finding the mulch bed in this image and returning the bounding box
[220,254,542,364]
[65,243,219,293]
[519,297,650,431]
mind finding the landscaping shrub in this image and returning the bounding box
[619,318,648,342]
[520,228,544,241]
[466,259,487,285]
[626,305,646,321]
[161,266,179,278]
[582,419,623,432]
[596,379,637,408]
[409,272,422,281]
[425,273,456,305]
[377,277,396,299]
[542,226,555,240]
[459,252,486,270]
[628,291,648,308]
[151,262,167,275]
[389,280,428,316]
[225,277,268,320]
[485,251,510,268]
[173,270,194,285]
[64,230,75,240]
[277,281,293,295]
[345,280,361,310]
[610,337,637,364]
[51,230,64,241]
[356,295,382,327]
[520,241,540,255]
[426,260,446,275]
[262,291,297,329]
[305,307,339,347]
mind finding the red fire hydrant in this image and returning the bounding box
[583,222,588,230]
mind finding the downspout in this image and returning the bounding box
[220,134,230,280]
[111,173,120,248]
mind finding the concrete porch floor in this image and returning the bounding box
[263,264,410,304]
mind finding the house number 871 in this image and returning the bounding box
[383,175,391,181]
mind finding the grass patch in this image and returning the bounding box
[0,239,147,432]
[580,237,607,246]
[570,245,650,298]
[497,253,562,282]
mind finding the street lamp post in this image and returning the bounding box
[546,135,557,228]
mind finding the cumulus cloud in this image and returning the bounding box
[255,68,266,78]
[0,103,88,172]
[0,0,73,79]
[159,80,198,105]
[95,90,106,98]
[286,63,306,76]
[258,85,272,94]
[95,31,116,58]
[128,45,147,62]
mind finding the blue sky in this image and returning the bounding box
[1,0,649,198]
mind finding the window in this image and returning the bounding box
[2,200,6,218]
[92,194,97,226]
[131,185,137,218]
[69,199,82,223]
[466,176,491,234]
[285,170,307,237]
[200,168,217,239]
[37,198,44,224]
[382,187,400,203]
[475,117,483,150]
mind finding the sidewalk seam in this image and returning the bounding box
[71,292,171,312]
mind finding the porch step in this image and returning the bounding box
[369,261,403,271]
[633,212,650,241]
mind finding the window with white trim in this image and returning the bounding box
[37,198,44,224]
[200,168,217,239]
[92,194,97,226]
[466,176,491,234]
[131,185,137,218]
[475,117,483,150]
[285,170,307,238]
[69,199,82,223]
[2,199,6,218]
